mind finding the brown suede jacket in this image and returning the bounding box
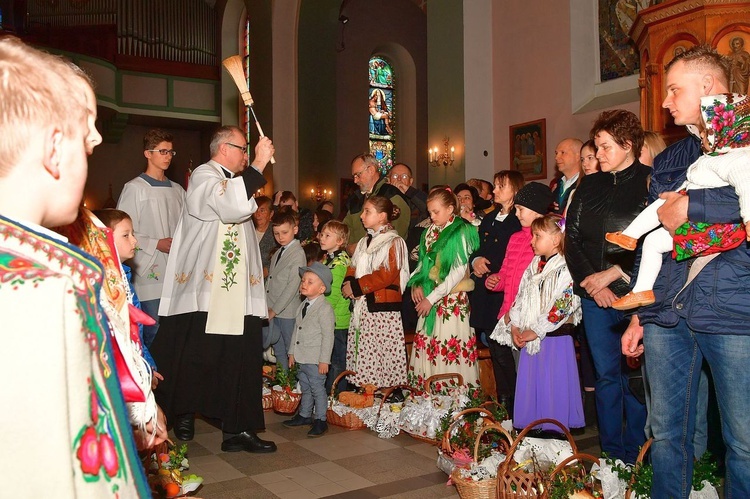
[344,245,402,312]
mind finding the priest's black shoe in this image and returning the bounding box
[283,414,313,427]
[221,432,277,453]
[173,413,195,441]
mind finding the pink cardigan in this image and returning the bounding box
[488,226,534,319]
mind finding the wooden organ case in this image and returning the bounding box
[631,0,750,142]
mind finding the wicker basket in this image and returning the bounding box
[398,373,465,445]
[450,423,514,499]
[261,374,274,411]
[478,399,510,422]
[326,370,367,430]
[272,387,301,414]
[625,438,653,499]
[496,418,579,499]
[439,407,501,476]
[548,452,602,498]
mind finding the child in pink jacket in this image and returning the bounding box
[484,182,552,413]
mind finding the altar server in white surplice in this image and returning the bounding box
[153,125,278,454]
[117,128,185,347]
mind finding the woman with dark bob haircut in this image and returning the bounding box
[564,109,649,464]
[468,170,525,411]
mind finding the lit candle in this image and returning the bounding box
[451,146,455,160]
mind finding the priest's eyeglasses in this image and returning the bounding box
[225,142,248,154]
[147,149,177,157]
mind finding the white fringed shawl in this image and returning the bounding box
[490,254,581,355]
[349,227,410,331]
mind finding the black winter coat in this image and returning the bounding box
[565,161,651,300]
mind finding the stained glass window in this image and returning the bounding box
[368,56,395,174]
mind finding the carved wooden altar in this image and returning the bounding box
[631,0,750,142]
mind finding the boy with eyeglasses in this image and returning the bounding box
[117,128,185,348]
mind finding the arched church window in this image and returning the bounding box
[368,56,395,174]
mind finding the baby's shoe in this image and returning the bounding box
[605,231,638,251]
[612,290,655,311]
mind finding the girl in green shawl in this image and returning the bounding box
[408,188,480,389]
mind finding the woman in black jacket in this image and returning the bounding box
[469,170,524,410]
[565,109,649,464]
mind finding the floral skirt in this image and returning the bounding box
[346,309,407,388]
[408,291,479,389]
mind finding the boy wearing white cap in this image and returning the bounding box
[283,262,335,437]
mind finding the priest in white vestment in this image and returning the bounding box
[153,125,277,453]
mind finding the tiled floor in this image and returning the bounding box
[177,412,601,498]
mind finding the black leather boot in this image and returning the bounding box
[173,413,195,441]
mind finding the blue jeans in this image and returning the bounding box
[581,298,646,463]
[325,328,349,394]
[269,317,295,370]
[298,363,327,420]
[140,299,161,347]
[644,319,750,498]
[642,356,709,457]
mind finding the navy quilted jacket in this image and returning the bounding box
[638,135,750,334]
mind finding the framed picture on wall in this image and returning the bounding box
[509,118,547,181]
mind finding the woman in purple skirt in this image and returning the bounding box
[490,214,584,432]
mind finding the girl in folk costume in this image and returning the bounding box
[492,215,584,432]
[484,181,553,414]
[342,196,410,388]
[54,208,166,446]
[408,188,480,387]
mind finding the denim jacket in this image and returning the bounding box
[638,135,750,334]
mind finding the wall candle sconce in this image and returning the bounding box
[310,185,332,202]
[429,136,455,168]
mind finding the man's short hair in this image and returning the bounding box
[279,191,297,204]
[351,153,379,171]
[467,178,492,195]
[0,36,88,175]
[144,129,174,151]
[665,44,731,87]
[321,220,350,244]
[392,163,413,176]
[209,125,243,157]
[272,206,298,227]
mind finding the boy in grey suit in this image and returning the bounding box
[265,209,306,370]
[283,262,335,437]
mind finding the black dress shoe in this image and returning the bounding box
[307,419,328,438]
[173,413,195,441]
[283,414,313,427]
[221,432,277,453]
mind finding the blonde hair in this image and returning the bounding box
[531,214,566,256]
[427,187,458,213]
[0,36,88,175]
[321,220,350,245]
[643,131,667,159]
